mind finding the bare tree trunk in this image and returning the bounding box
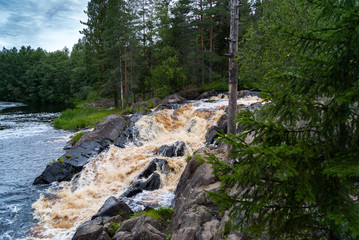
[200,0,205,86]
[228,0,239,137]
[124,27,128,107]
[209,0,213,84]
[119,47,124,109]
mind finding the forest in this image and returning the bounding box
[1,0,359,239]
[0,0,257,106]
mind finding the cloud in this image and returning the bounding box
[0,0,87,52]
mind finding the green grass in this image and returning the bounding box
[131,207,175,224]
[107,221,122,236]
[72,132,84,144]
[53,107,118,130]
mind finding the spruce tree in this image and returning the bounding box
[208,0,359,239]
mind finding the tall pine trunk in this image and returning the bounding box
[209,0,213,84]
[228,0,239,136]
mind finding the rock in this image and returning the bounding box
[171,148,223,240]
[138,158,169,179]
[72,218,107,240]
[198,220,221,240]
[155,141,186,157]
[238,90,259,98]
[163,93,186,103]
[155,145,173,157]
[113,215,165,240]
[76,115,126,146]
[112,232,134,240]
[122,173,161,198]
[33,162,74,185]
[121,158,170,198]
[146,97,161,107]
[205,114,227,145]
[197,90,219,100]
[114,113,143,148]
[34,140,109,185]
[92,197,133,220]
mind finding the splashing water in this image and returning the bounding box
[29,95,262,239]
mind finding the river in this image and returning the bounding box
[0,95,261,240]
[0,102,71,239]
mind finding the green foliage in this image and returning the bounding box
[131,207,175,224]
[208,0,359,239]
[201,81,228,92]
[72,132,84,144]
[53,107,117,130]
[58,157,65,164]
[107,221,122,236]
[165,234,172,240]
[185,155,193,163]
[147,101,155,109]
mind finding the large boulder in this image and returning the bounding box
[72,217,110,240]
[163,93,186,104]
[170,148,223,240]
[121,158,170,198]
[34,115,127,185]
[34,140,108,185]
[113,215,165,240]
[155,141,186,157]
[114,113,143,148]
[75,115,126,146]
[92,197,133,220]
[33,161,74,185]
[197,90,219,100]
[205,114,227,145]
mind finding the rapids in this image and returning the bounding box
[29,95,262,240]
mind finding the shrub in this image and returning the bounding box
[131,207,175,224]
[72,132,84,144]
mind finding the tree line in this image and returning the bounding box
[0,0,258,106]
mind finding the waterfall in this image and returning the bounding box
[29,95,261,239]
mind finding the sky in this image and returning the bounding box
[0,0,88,52]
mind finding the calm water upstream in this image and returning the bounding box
[0,102,71,239]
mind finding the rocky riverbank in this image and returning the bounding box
[32,90,262,240]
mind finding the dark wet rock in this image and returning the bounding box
[155,141,186,157]
[163,93,186,103]
[205,114,227,145]
[121,158,170,198]
[197,90,219,100]
[63,141,108,171]
[154,103,180,112]
[138,158,169,179]
[114,113,143,148]
[34,140,108,185]
[92,197,133,220]
[76,115,126,146]
[238,90,259,98]
[113,215,165,240]
[72,217,108,240]
[122,173,161,198]
[33,162,74,185]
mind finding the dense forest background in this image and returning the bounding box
[0,0,259,106]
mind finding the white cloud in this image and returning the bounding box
[0,0,88,52]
